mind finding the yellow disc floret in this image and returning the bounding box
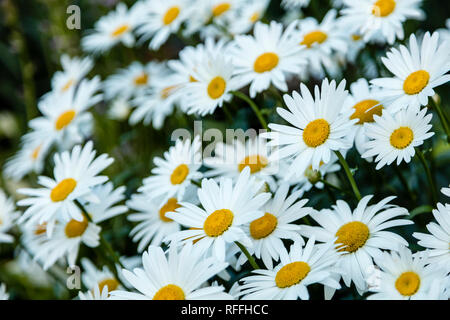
[203,209,234,237]
[301,30,328,48]
[170,164,189,185]
[64,216,88,238]
[395,271,421,296]
[335,221,370,253]
[390,127,414,149]
[350,99,383,124]
[372,0,396,17]
[403,70,430,95]
[275,261,311,288]
[55,110,76,131]
[249,213,278,239]
[207,76,226,99]
[212,3,231,17]
[159,198,181,222]
[134,73,148,86]
[163,6,180,25]
[153,284,185,300]
[111,24,130,37]
[238,155,268,174]
[98,278,119,293]
[50,178,77,202]
[302,119,330,148]
[253,52,279,73]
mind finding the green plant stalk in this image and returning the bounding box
[334,151,362,201]
[235,241,260,270]
[393,165,416,205]
[429,98,450,143]
[415,148,438,204]
[230,91,269,131]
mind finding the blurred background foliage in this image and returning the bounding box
[0,0,449,299]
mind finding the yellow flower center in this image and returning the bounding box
[207,76,226,99]
[301,30,328,48]
[170,164,189,185]
[34,223,47,235]
[163,6,180,25]
[189,75,197,82]
[372,0,396,17]
[98,278,119,293]
[395,271,421,296]
[303,119,330,147]
[253,52,279,73]
[64,216,88,238]
[351,34,362,41]
[350,99,383,124]
[403,70,430,95]
[159,198,181,222]
[50,178,77,202]
[203,209,234,237]
[31,145,42,160]
[161,85,177,99]
[250,12,259,23]
[249,213,278,239]
[212,3,231,17]
[275,261,311,288]
[153,284,185,300]
[62,79,74,92]
[134,73,148,86]
[111,24,130,37]
[55,110,76,131]
[238,155,268,174]
[390,127,414,149]
[335,221,370,253]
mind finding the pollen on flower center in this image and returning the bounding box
[301,30,328,48]
[335,221,370,253]
[161,85,177,99]
[34,223,47,235]
[31,145,42,160]
[390,127,414,149]
[303,119,330,148]
[250,213,278,239]
[64,216,88,238]
[111,24,130,37]
[134,73,148,86]
[212,3,231,17]
[159,198,181,222]
[275,261,311,288]
[372,0,396,17]
[238,155,268,174]
[55,110,76,131]
[207,76,226,99]
[250,12,259,23]
[163,6,180,25]
[395,271,421,296]
[253,52,279,73]
[50,178,77,202]
[153,284,185,300]
[403,70,430,95]
[350,99,383,124]
[62,78,74,92]
[170,164,189,185]
[203,209,234,237]
[98,278,119,293]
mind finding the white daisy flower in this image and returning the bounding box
[0,189,19,244]
[164,167,271,261]
[238,183,313,269]
[110,243,232,300]
[226,0,270,36]
[51,55,93,94]
[362,108,434,169]
[82,3,144,54]
[78,285,110,300]
[107,97,132,121]
[413,203,450,268]
[138,136,202,203]
[301,195,413,295]
[238,238,341,300]
[80,258,123,295]
[282,0,310,9]
[367,247,448,299]
[371,32,450,113]
[17,141,114,236]
[0,284,9,300]
[441,185,450,198]
[28,77,102,149]
[340,0,424,44]
[262,79,355,179]
[436,18,450,43]
[136,0,194,50]
[229,21,305,98]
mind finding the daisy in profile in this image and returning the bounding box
[227,0,270,35]
[229,21,305,98]
[413,203,450,268]
[17,141,114,236]
[340,0,424,44]
[239,238,341,300]
[294,10,348,78]
[367,247,448,300]
[0,284,9,300]
[204,136,278,190]
[301,195,413,295]
[139,136,202,203]
[343,78,384,158]
[80,258,123,296]
[165,167,271,261]
[51,55,93,94]
[82,3,144,54]
[371,32,450,113]
[362,108,434,169]
[136,0,194,50]
[111,244,232,300]
[262,79,355,179]
[28,77,102,149]
[238,183,313,269]
[0,189,19,244]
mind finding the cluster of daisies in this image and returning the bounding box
[0,0,449,300]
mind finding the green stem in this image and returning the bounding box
[230,91,269,131]
[334,151,362,201]
[415,148,438,204]
[429,98,450,143]
[319,178,352,196]
[235,241,260,270]
[393,165,416,205]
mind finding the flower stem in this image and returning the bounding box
[429,97,450,143]
[334,151,362,201]
[415,148,438,204]
[231,91,269,131]
[393,165,416,205]
[235,241,260,270]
